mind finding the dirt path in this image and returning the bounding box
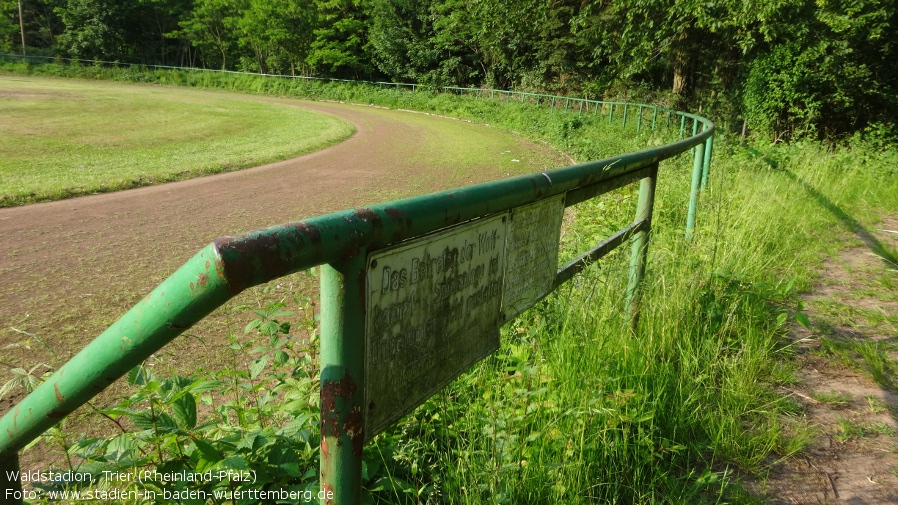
[0,97,567,424]
[760,217,898,504]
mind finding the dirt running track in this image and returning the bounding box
[0,97,567,424]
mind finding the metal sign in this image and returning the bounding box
[365,214,507,439]
[502,195,565,321]
[364,196,566,440]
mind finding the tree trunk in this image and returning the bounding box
[671,30,691,103]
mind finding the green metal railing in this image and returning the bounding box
[0,56,714,504]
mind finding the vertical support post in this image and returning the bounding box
[679,114,686,138]
[578,100,583,117]
[626,164,658,329]
[622,104,628,128]
[701,133,714,189]
[666,110,671,128]
[651,107,658,131]
[609,104,614,124]
[636,106,643,134]
[1,450,24,505]
[320,253,367,505]
[686,128,707,240]
[564,98,569,112]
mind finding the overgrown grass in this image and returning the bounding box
[0,76,354,206]
[361,137,898,502]
[3,59,897,503]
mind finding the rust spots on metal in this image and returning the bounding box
[320,373,358,439]
[293,222,322,244]
[386,207,415,243]
[344,406,364,456]
[321,374,357,411]
[214,222,324,295]
[196,273,209,289]
[322,484,335,505]
[54,383,64,403]
[214,255,226,279]
[321,436,329,460]
[353,208,378,223]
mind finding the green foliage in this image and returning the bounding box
[26,301,323,500]
[306,0,372,78]
[0,0,17,54]
[742,0,898,140]
[7,0,898,141]
[173,0,238,70]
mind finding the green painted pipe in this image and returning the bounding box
[319,255,367,505]
[702,135,714,189]
[686,126,707,239]
[626,165,659,328]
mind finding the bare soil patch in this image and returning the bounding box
[758,217,898,504]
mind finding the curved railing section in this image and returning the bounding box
[0,54,714,504]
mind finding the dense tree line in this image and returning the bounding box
[3,0,897,140]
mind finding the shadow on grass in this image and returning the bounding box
[743,146,898,268]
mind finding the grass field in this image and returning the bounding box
[0,76,354,206]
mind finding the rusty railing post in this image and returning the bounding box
[626,164,658,330]
[320,251,367,505]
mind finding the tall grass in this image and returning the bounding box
[363,140,897,503]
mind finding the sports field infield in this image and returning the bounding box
[0,76,355,206]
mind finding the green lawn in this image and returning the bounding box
[0,77,354,206]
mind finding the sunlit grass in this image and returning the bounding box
[0,77,354,206]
